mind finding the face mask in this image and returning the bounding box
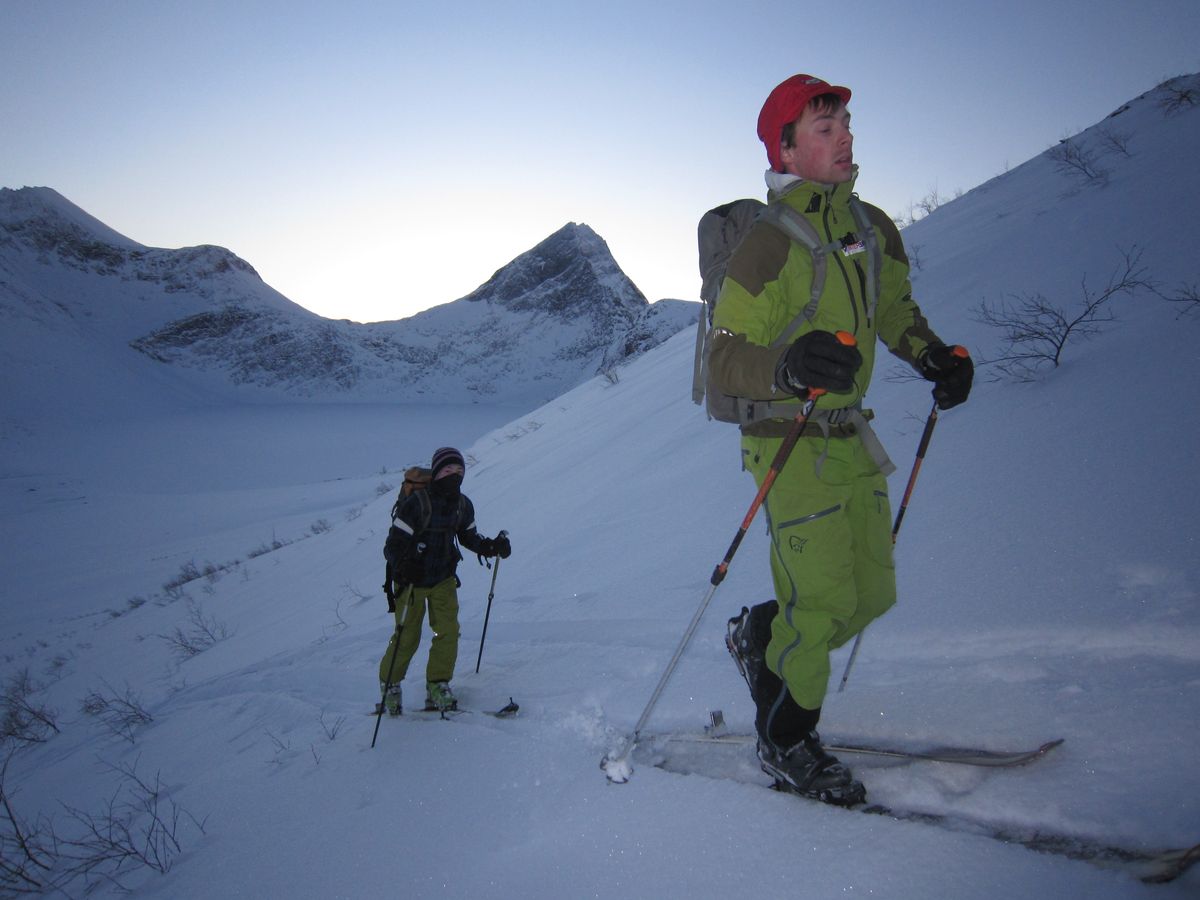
[432,473,463,494]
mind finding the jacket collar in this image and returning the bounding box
[765,165,859,209]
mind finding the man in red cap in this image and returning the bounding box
[710,74,973,805]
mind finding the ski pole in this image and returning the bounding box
[838,345,966,692]
[371,620,405,749]
[602,332,856,783]
[475,530,507,674]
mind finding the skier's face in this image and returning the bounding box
[432,471,463,494]
[780,102,854,184]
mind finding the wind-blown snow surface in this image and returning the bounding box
[2,77,1199,897]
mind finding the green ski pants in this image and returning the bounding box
[742,432,896,711]
[378,576,461,686]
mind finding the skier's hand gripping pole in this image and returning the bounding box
[602,332,856,784]
[710,330,857,586]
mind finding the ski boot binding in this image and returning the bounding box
[759,733,866,807]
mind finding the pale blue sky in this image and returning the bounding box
[4,0,1198,322]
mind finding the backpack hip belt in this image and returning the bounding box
[742,402,896,477]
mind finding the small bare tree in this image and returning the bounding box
[81,682,154,743]
[1,755,205,894]
[973,247,1150,380]
[1,669,60,748]
[1,752,55,893]
[159,600,232,661]
[1154,281,1200,317]
[915,185,944,218]
[1048,138,1109,186]
[1096,126,1133,158]
[1157,76,1198,114]
[907,243,924,272]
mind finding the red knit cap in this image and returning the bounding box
[757,75,852,172]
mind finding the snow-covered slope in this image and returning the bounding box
[1,76,1197,898]
[0,189,697,415]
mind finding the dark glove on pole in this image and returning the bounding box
[919,344,973,410]
[776,329,863,395]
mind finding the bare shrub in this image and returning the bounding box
[1048,138,1109,186]
[318,712,346,742]
[80,682,154,743]
[972,248,1151,380]
[1,754,207,894]
[159,601,232,661]
[247,536,287,558]
[907,243,924,272]
[1163,282,1199,316]
[1096,126,1133,158]
[1157,76,1198,114]
[1,669,60,748]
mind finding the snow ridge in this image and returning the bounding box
[0,189,697,407]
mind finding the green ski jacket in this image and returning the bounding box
[710,172,942,436]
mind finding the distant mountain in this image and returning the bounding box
[0,188,697,413]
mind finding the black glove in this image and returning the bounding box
[919,344,974,410]
[476,533,511,561]
[493,532,511,559]
[776,330,863,395]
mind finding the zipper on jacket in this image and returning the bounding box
[853,259,871,327]
[822,202,861,335]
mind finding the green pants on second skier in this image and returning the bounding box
[379,577,461,687]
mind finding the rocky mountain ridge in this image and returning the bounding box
[0,187,696,409]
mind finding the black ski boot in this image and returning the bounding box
[759,732,866,807]
[725,602,777,698]
[729,605,867,806]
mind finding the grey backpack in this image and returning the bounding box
[692,196,881,425]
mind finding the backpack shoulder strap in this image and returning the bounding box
[848,195,883,320]
[759,204,843,347]
[415,489,432,535]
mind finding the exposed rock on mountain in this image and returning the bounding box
[0,188,697,408]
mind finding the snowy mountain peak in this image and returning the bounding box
[0,185,264,290]
[463,221,648,318]
[0,190,697,411]
[0,185,141,250]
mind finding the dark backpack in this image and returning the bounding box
[383,467,467,606]
[692,196,882,425]
[390,466,467,549]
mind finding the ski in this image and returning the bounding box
[642,737,1197,883]
[369,697,520,719]
[857,802,1199,884]
[653,731,1064,768]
